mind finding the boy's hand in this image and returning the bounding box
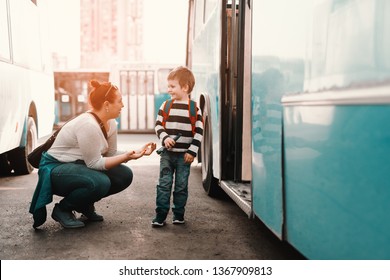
[184,153,195,164]
[164,137,176,149]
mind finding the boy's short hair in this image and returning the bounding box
[167,66,195,94]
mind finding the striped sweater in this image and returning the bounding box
[155,99,203,156]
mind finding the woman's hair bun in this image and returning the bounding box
[90,79,101,89]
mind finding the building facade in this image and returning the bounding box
[80,0,143,68]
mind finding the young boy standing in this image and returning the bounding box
[152,66,203,227]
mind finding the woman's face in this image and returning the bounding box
[107,90,124,119]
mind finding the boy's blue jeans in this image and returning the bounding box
[51,161,133,212]
[156,151,191,220]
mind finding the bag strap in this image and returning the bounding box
[161,99,173,129]
[162,99,199,136]
[50,114,79,139]
[88,112,108,140]
[188,100,197,136]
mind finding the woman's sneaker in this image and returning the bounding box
[80,205,104,222]
[51,203,85,229]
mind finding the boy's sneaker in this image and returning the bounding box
[151,217,166,227]
[172,216,185,224]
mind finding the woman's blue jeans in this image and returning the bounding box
[51,161,133,212]
[155,151,191,219]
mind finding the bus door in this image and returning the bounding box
[217,0,286,239]
[118,69,156,132]
[218,0,253,216]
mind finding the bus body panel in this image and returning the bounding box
[0,0,54,174]
[251,0,310,238]
[0,63,29,153]
[280,0,390,259]
[0,0,54,152]
[189,0,390,259]
[251,64,284,238]
[31,71,55,138]
[252,0,390,258]
[190,1,222,180]
[283,103,390,259]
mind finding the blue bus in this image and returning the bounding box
[0,0,55,175]
[187,0,390,259]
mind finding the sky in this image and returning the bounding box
[46,0,189,68]
[143,0,189,64]
[46,0,80,68]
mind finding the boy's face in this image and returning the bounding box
[167,78,189,101]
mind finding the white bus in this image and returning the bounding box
[109,63,174,133]
[0,0,55,175]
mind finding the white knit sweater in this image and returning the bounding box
[48,113,122,170]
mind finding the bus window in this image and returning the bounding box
[194,0,205,39]
[9,0,42,70]
[306,0,390,91]
[204,0,218,23]
[0,0,10,61]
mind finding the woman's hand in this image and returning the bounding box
[107,143,157,167]
[123,142,156,162]
[142,142,156,155]
[124,150,145,161]
[124,149,145,161]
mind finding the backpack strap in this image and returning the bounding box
[161,99,173,129]
[188,100,197,136]
[162,99,198,136]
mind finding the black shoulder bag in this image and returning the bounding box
[27,115,76,168]
[27,129,60,168]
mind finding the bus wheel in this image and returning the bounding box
[8,117,37,175]
[201,113,221,197]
